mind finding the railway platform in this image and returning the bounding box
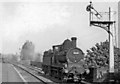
[1,62,53,84]
[2,62,24,82]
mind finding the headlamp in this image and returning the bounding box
[64,69,68,73]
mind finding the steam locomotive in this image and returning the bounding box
[42,37,97,82]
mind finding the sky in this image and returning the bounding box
[0,0,118,54]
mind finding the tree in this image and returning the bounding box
[21,41,35,60]
[85,40,120,71]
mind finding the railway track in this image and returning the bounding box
[12,63,53,84]
[20,64,93,84]
[11,62,93,84]
[14,64,119,84]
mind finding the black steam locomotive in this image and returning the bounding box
[42,37,97,82]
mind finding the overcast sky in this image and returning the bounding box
[0,0,118,54]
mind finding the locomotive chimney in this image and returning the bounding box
[71,37,77,48]
[52,46,55,51]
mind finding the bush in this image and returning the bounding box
[85,40,120,71]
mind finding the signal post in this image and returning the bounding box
[86,1,116,82]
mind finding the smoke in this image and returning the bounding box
[1,2,71,41]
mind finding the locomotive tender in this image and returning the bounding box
[42,37,95,82]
